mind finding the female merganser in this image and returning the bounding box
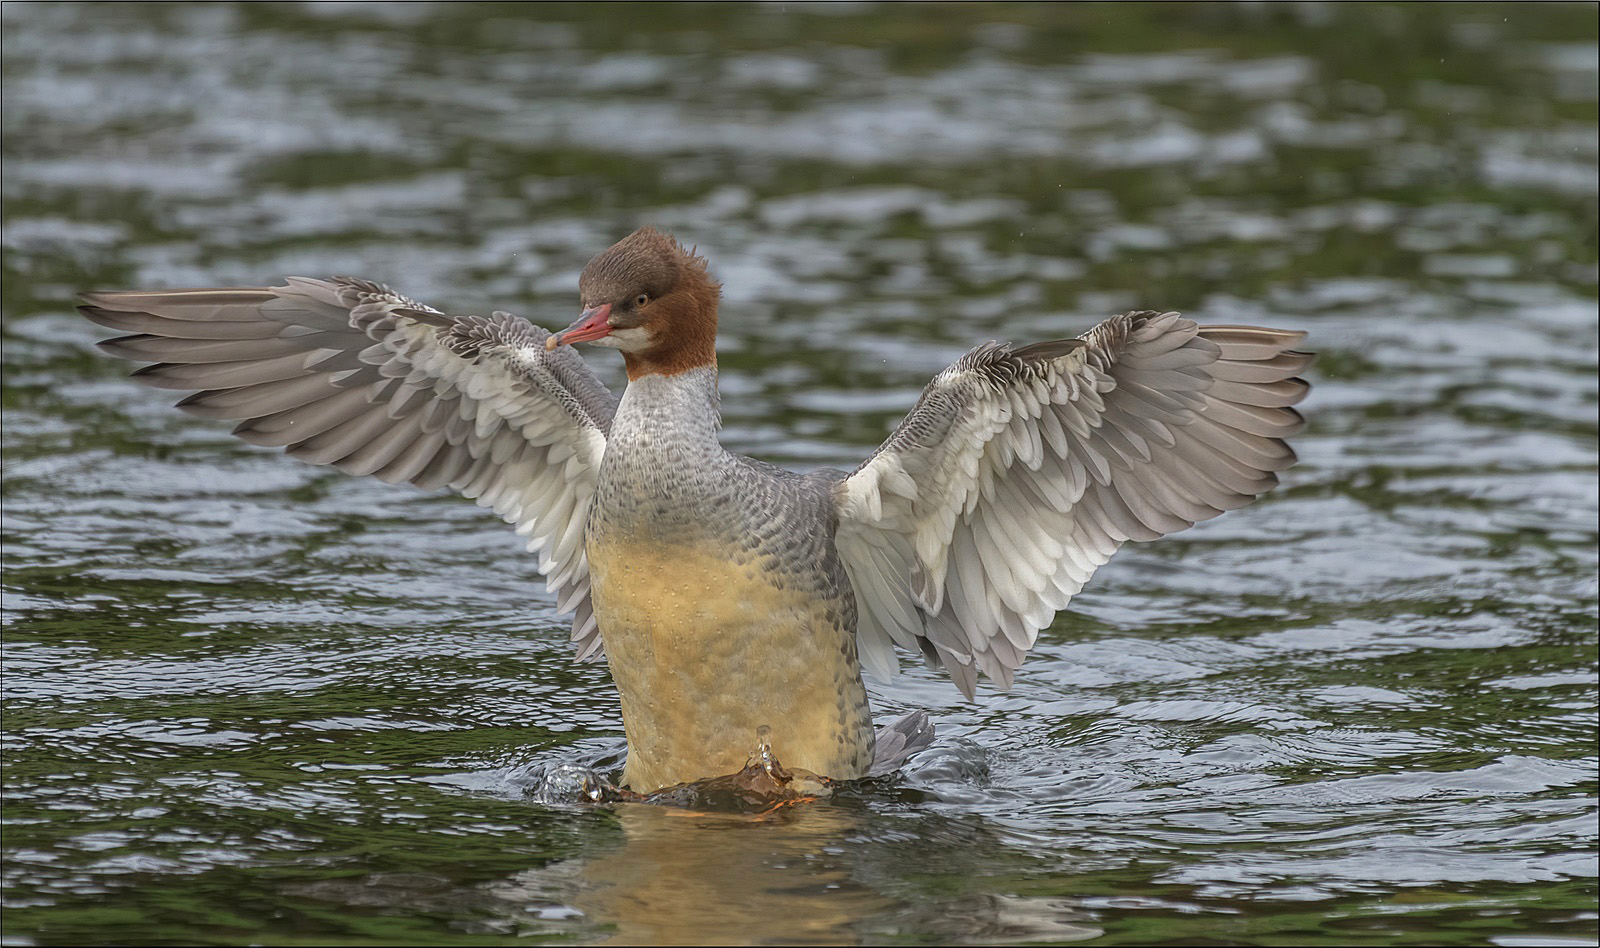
[81,227,1311,793]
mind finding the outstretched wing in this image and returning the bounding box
[81,277,618,660]
[834,311,1311,698]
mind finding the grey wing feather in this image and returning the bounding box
[835,311,1311,698]
[81,277,617,661]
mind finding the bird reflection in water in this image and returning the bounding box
[485,801,1103,945]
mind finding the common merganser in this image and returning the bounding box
[81,227,1311,793]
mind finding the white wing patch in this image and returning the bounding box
[836,312,1311,698]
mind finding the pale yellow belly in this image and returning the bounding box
[588,535,874,792]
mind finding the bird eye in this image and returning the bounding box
[635,294,650,307]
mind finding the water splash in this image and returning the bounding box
[527,726,835,811]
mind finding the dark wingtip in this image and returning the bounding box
[95,334,153,359]
[78,304,126,330]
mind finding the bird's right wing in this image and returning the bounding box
[81,277,617,660]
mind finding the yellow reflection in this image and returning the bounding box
[572,802,886,945]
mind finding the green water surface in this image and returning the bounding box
[3,3,1597,945]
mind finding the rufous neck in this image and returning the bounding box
[623,295,718,380]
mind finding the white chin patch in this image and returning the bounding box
[592,327,651,352]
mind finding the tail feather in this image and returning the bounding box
[867,709,935,778]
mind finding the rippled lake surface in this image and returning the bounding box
[4,3,1597,945]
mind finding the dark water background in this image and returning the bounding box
[3,3,1597,945]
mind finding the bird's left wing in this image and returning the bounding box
[833,311,1311,697]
